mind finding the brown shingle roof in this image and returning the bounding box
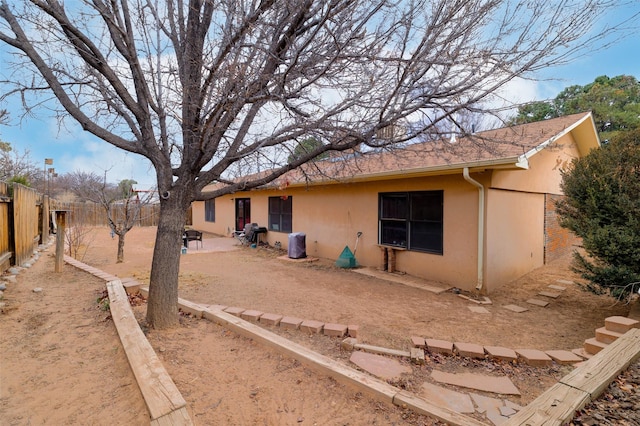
[270,112,594,187]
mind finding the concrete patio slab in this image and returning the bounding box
[351,267,451,294]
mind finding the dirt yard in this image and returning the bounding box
[0,226,633,425]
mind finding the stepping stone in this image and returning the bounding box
[454,342,485,359]
[347,325,359,338]
[431,370,520,395]
[584,337,607,355]
[323,323,348,337]
[526,298,549,307]
[411,336,426,348]
[223,306,245,316]
[469,392,507,425]
[503,304,528,313]
[515,349,552,367]
[545,350,584,364]
[425,338,454,355]
[548,284,566,291]
[484,346,518,362]
[595,326,623,344]
[500,406,517,417]
[556,279,574,285]
[349,351,411,381]
[300,320,324,334]
[571,348,593,359]
[410,348,425,365]
[538,291,561,299]
[280,316,303,329]
[240,309,263,322]
[504,400,523,412]
[604,316,640,333]
[421,382,474,414]
[468,306,490,314]
[259,313,283,326]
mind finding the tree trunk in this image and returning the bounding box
[145,197,187,329]
[116,232,125,263]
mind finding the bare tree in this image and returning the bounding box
[70,171,154,263]
[0,141,40,184]
[0,0,636,328]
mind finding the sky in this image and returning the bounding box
[0,3,639,191]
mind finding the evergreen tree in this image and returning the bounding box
[511,75,640,141]
[557,128,640,297]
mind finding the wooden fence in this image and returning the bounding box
[0,183,43,271]
[0,182,11,271]
[49,201,161,227]
[0,182,161,272]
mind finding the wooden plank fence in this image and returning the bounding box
[0,182,11,271]
[50,201,161,227]
[12,184,42,267]
[0,181,160,272]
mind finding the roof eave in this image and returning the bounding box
[282,156,527,188]
[521,112,599,160]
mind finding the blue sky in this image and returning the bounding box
[1,4,639,191]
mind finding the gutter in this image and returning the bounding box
[463,168,484,292]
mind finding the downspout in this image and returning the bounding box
[463,168,485,292]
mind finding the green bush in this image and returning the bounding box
[558,128,640,297]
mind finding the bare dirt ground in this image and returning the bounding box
[1,226,635,425]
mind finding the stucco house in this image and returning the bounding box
[192,112,599,293]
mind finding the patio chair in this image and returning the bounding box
[184,229,203,249]
[234,223,257,246]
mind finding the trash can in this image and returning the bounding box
[288,232,306,259]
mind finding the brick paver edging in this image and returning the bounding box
[64,256,483,426]
[64,255,639,426]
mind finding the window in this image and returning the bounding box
[269,196,292,233]
[379,191,443,254]
[205,199,215,222]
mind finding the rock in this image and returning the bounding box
[22,262,33,268]
[1,275,17,284]
[0,283,6,291]
[8,267,22,275]
[33,287,43,293]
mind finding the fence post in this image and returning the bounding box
[54,210,68,272]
